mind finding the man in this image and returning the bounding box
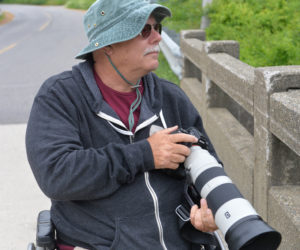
[26,0,218,249]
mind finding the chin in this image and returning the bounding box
[150,60,160,70]
[140,57,159,74]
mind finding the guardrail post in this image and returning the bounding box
[253,66,300,219]
[180,30,240,125]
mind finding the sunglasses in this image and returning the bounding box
[140,23,162,38]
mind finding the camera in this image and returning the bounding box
[178,127,281,250]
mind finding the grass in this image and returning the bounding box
[159,0,202,32]
[155,53,180,85]
[159,0,300,67]
[65,0,94,10]
[206,0,300,67]
[0,13,4,22]
[1,0,68,5]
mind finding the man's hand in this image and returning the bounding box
[147,125,197,170]
[190,199,218,232]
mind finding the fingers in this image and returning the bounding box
[172,143,191,157]
[190,199,218,232]
[159,125,179,134]
[200,198,208,210]
[147,125,197,169]
[169,133,198,144]
[155,125,198,145]
[170,152,186,164]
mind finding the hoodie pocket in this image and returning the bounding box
[110,212,163,250]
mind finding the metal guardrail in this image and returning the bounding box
[149,0,184,79]
[160,31,183,79]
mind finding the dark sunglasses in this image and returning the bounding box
[140,23,162,38]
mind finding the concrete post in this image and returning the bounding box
[180,30,240,126]
[181,30,206,81]
[201,40,240,125]
[253,66,300,219]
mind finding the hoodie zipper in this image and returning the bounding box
[98,111,168,249]
[144,172,168,250]
[129,134,134,144]
[129,132,167,250]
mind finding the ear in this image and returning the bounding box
[103,45,113,56]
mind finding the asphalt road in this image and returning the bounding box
[0,4,87,124]
[0,4,87,249]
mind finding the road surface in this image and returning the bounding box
[0,4,87,124]
[0,4,87,249]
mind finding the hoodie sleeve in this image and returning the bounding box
[25,80,154,201]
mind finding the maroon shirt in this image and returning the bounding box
[94,70,144,132]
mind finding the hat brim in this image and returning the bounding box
[75,4,171,60]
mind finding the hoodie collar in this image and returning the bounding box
[73,61,163,127]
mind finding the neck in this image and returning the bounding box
[94,63,139,93]
[94,57,142,93]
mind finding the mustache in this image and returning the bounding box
[144,45,160,55]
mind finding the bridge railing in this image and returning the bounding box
[180,29,300,250]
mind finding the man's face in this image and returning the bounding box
[110,16,162,76]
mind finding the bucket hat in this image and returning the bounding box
[76,0,171,60]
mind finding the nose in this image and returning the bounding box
[149,28,162,44]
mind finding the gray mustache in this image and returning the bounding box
[144,45,160,55]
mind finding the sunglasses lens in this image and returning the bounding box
[141,24,152,38]
[141,23,162,38]
[154,23,162,34]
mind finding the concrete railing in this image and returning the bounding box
[180,29,300,250]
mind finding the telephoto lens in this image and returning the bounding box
[182,127,281,250]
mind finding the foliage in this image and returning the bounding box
[158,0,300,67]
[0,0,92,9]
[159,0,202,32]
[1,0,68,4]
[65,0,94,10]
[45,0,67,5]
[205,0,300,66]
[2,0,46,3]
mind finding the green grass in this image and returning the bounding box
[159,0,202,32]
[1,0,67,4]
[0,13,4,22]
[205,0,300,67]
[159,0,300,67]
[155,53,180,85]
[0,0,91,8]
[1,0,47,4]
[65,0,94,10]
